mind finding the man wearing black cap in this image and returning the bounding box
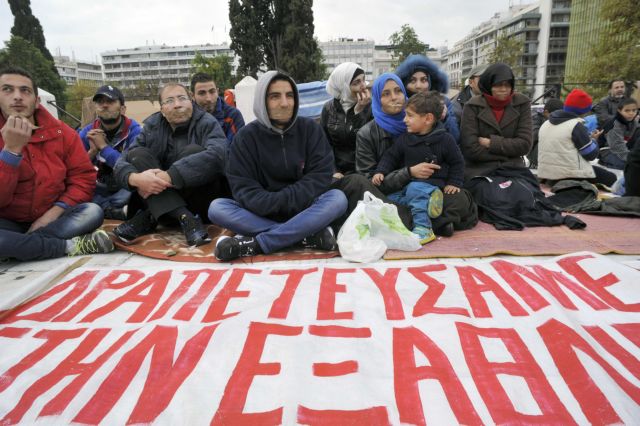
[79,85,142,220]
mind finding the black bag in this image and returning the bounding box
[466,167,586,230]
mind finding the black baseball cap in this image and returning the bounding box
[93,85,125,104]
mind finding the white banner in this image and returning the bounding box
[0,252,639,425]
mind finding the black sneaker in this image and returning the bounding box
[214,235,261,261]
[113,209,157,243]
[179,214,211,246]
[300,226,338,251]
[68,230,115,256]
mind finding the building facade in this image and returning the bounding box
[536,0,571,97]
[319,38,375,80]
[564,0,603,82]
[54,56,104,86]
[101,43,237,89]
[373,45,394,78]
[443,0,572,100]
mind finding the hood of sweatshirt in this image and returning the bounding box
[548,109,582,125]
[253,70,299,134]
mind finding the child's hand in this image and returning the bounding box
[410,162,440,179]
[590,129,603,140]
[444,185,460,194]
[372,173,384,186]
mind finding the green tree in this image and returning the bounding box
[488,32,524,79]
[121,79,159,103]
[229,0,269,77]
[5,0,65,108]
[191,52,237,90]
[276,0,326,81]
[566,0,640,99]
[0,36,67,109]
[388,24,428,67]
[229,0,325,82]
[64,80,95,126]
[8,0,54,62]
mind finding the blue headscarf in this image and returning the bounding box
[372,73,408,137]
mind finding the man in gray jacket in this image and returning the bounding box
[113,83,229,246]
[593,79,627,127]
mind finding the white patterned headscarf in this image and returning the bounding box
[326,62,364,113]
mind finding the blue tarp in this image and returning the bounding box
[297,80,332,119]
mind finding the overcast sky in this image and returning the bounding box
[0,0,525,63]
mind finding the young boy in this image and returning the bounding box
[538,89,617,187]
[600,97,639,170]
[372,91,465,243]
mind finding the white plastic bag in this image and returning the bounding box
[337,191,421,263]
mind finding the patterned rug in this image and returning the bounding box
[102,221,340,264]
[384,213,640,260]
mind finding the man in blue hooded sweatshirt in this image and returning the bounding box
[209,71,348,261]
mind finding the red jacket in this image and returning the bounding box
[0,106,96,222]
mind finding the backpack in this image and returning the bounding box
[466,167,586,230]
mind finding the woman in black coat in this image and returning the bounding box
[320,62,372,177]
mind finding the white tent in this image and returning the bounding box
[234,76,257,124]
[38,88,58,119]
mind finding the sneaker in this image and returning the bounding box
[214,235,262,261]
[300,226,338,251]
[434,222,454,238]
[68,230,114,256]
[413,226,436,245]
[113,209,157,244]
[428,189,443,218]
[179,214,211,246]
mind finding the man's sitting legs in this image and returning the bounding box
[210,189,347,260]
[0,203,113,261]
[114,145,212,246]
[93,186,131,221]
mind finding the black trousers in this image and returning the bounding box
[591,165,618,187]
[126,145,230,223]
[432,188,478,231]
[624,141,640,196]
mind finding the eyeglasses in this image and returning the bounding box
[161,95,190,106]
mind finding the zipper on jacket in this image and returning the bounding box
[281,135,288,169]
[515,179,537,207]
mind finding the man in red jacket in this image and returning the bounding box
[0,67,114,261]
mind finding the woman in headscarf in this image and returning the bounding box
[395,54,460,143]
[460,62,532,181]
[325,71,412,231]
[321,62,372,178]
[356,73,477,236]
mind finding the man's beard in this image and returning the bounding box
[100,116,119,125]
[98,111,121,126]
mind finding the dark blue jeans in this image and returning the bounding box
[92,184,131,210]
[0,203,104,261]
[208,189,347,254]
[388,181,439,229]
[599,153,626,170]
